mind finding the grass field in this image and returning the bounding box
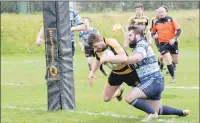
[1,10,199,123]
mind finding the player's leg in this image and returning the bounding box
[160,43,175,83]
[103,84,120,102]
[103,72,123,102]
[125,87,158,121]
[125,76,165,121]
[158,105,189,116]
[72,42,75,56]
[159,55,164,71]
[145,100,190,116]
[145,100,161,113]
[86,56,93,70]
[170,42,179,71]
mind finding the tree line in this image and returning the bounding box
[1,1,199,13]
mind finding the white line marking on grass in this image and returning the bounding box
[2,106,191,123]
[1,82,43,86]
[165,86,199,90]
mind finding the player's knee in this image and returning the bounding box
[125,93,135,104]
[103,96,111,102]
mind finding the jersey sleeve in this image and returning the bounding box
[134,42,148,59]
[72,9,83,25]
[172,19,180,30]
[107,39,125,55]
[151,23,157,33]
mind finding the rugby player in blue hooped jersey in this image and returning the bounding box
[100,25,189,121]
[36,7,86,56]
[78,17,107,76]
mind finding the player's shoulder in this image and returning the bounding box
[128,16,136,23]
[106,38,119,45]
[142,15,149,20]
[165,16,174,22]
[136,39,148,47]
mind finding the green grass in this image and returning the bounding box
[1,49,199,123]
[1,10,199,123]
[1,10,199,54]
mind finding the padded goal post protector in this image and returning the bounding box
[43,1,75,111]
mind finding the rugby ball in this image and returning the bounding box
[102,49,118,69]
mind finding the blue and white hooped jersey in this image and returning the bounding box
[70,8,83,43]
[79,27,98,48]
[132,39,163,81]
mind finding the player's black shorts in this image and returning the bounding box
[84,47,95,57]
[108,69,140,87]
[159,42,179,55]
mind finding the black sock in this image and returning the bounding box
[172,61,176,70]
[167,64,175,78]
[160,63,164,71]
[130,99,155,114]
[158,58,161,66]
[159,106,184,116]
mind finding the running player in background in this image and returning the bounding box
[124,3,152,48]
[78,17,107,76]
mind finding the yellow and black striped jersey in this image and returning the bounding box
[128,15,149,30]
[151,17,158,30]
[95,38,133,75]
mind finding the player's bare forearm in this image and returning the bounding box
[37,26,44,39]
[127,53,143,64]
[90,60,101,74]
[106,54,128,64]
[71,24,85,31]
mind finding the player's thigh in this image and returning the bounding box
[145,100,161,113]
[163,52,172,65]
[125,87,147,103]
[171,53,179,64]
[103,84,120,101]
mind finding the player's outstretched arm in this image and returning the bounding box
[36,26,44,46]
[127,53,143,64]
[88,59,101,87]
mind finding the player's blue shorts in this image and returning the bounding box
[137,72,164,100]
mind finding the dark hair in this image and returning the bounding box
[135,3,144,9]
[128,25,144,37]
[88,33,101,47]
[162,6,168,12]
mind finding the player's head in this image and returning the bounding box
[135,3,144,16]
[158,6,168,19]
[127,25,144,48]
[88,33,106,52]
[83,17,90,26]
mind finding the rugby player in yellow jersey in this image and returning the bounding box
[124,3,152,48]
[87,31,189,121]
[87,33,140,102]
